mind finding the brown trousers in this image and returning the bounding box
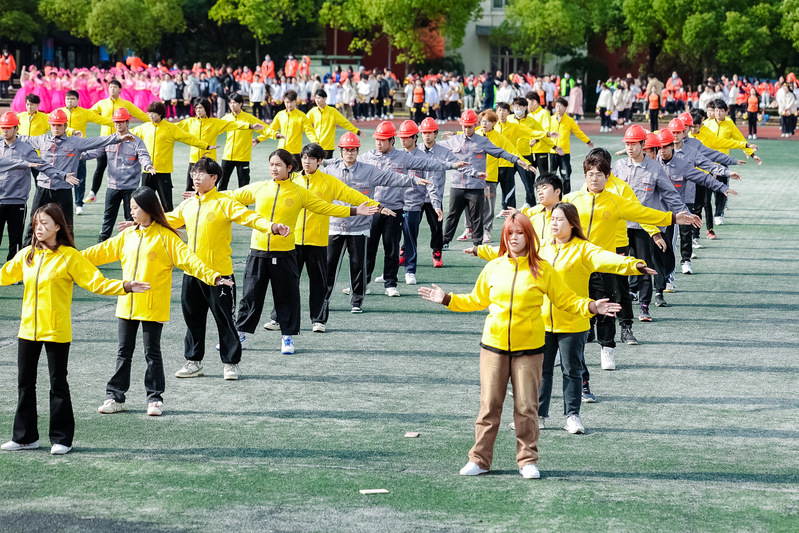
[468,348,543,469]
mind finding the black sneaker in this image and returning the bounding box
[639,305,652,322]
[581,382,596,403]
[655,293,668,307]
[620,325,638,345]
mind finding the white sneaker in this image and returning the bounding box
[281,335,295,354]
[76,206,84,215]
[682,261,693,275]
[600,346,616,370]
[175,360,204,378]
[508,421,516,430]
[405,273,417,285]
[223,364,240,380]
[538,416,547,429]
[692,238,703,249]
[482,233,491,243]
[519,463,541,479]
[263,319,281,330]
[753,134,757,140]
[147,401,164,416]
[343,287,371,295]
[216,332,246,351]
[375,275,385,283]
[459,461,489,476]
[1,440,39,451]
[456,229,472,241]
[98,399,125,414]
[351,306,363,313]
[84,191,97,203]
[691,251,698,259]
[312,322,326,333]
[385,287,400,297]
[564,414,585,434]
[714,216,724,226]
[664,282,677,293]
[50,444,72,455]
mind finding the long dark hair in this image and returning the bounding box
[552,202,588,242]
[130,187,181,237]
[26,203,75,266]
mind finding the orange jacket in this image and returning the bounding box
[648,93,660,110]
[747,95,759,113]
[285,59,298,78]
[261,60,275,79]
[0,53,16,81]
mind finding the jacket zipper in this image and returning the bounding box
[301,175,309,245]
[548,246,563,333]
[507,260,518,352]
[267,182,281,250]
[33,253,44,341]
[129,229,146,319]
[586,195,596,239]
[192,196,203,251]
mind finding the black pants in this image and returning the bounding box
[142,172,174,211]
[679,206,693,263]
[90,152,108,194]
[714,176,729,217]
[496,167,517,209]
[0,79,9,99]
[270,244,328,325]
[748,112,758,136]
[628,228,657,307]
[182,274,240,364]
[549,153,572,194]
[185,163,196,192]
[519,155,537,206]
[540,331,586,418]
[366,209,404,288]
[649,109,659,132]
[532,152,549,174]
[422,202,443,252]
[615,245,634,328]
[414,107,426,124]
[653,225,675,293]
[690,189,709,237]
[443,188,484,246]
[588,272,617,349]
[25,187,73,245]
[323,234,368,318]
[99,188,134,242]
[219,160,251,191]
[14,339,73,446]
[0,203,26,261]
[236,251,300,336]
[107,319,165,403]
[251,101,266,121]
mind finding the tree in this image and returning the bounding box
[209,0,320,45]
[0,0,46,44]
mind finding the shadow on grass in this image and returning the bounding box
[75,446,403,461]
[590,426,799,440]
[544,469,799,485]
[624,363,799,373]
[239,374,479,386]
[0,511,182,533]
[166,408,473,423]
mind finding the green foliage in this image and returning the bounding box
[0,0,46,43]
[209,0,320,45]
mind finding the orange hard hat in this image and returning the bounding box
[372,120,397,139]
[678,112,694,127]
[657,128,675,146]
[338,131,361,148]
[623,124,647,143]
[398,120,419,137]
[112,108,132,122]
[0,111,20,127]
[459,109,479,126]
[48,109,68,125]
[644,133,662,150]
[419,117,439,133]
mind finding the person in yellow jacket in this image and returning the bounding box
[17,94,49,180]
[494,102,534,211]
[61,89,115,214]
[225,148,378,355]
[83,187,232,417]
[306,89,360,158]
[548,97,593,194]
[0,203,148,455]
[262,143,377,334]
[525,91,559,174]
[509,96,554,207]
[419,212,620,479]
[176,98,263,192]
[219,93,269,191]
[254,90,318,163]
[87,79,151,203]
[131,101,213,212]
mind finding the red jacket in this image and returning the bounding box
[0,53,16,81]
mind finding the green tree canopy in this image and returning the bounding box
[209,0,319,46]
[0,0,46,43]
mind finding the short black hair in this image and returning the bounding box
[26,94,40,104]
[706,100,717,110]
[300,143,326,161]
[229,93,244,104]
[65,90,79,99]
[713,99,728,111]
[512,97,528,107]
[525,91,540,104]
[554,97,568,107]
[583,154,611,176]
[496,102,511,111]
[534,172,563,199]
[283,90,298,101]
[586,147,611,165]
[192,156,221,180]
[314,89,327,98]
[147,101,167,118]
[192,98,211,116]
[690,110,706,124]
[109,79,122,89]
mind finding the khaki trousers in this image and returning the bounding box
[468,348,542,469]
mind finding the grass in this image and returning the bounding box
[0,124,797,532]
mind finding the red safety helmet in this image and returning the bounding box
[459,109,479,126]
[112,108,132,122]
[667,118,685,132]
[0,112,19,127]
[678,112,694,127]
[657,128,675,146]
[398,120,419,137]
[419,117,439,133]
[338,131,361,148]
[644,133,662,150]
[372,121,397,139]
[48,109,68,125]
[622,124,648,143]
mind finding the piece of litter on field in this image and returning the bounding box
[360,489,389,495]
[404,432,420,438]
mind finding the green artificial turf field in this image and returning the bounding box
[0,124,797,532]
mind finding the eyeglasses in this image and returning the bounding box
[190,172,211,180]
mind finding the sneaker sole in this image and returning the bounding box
[581,397,596,403]
[565,426,585,434]
[223,375,239,381]
[624,339,639,345]
[175,372,204,378]
[639,317,653,322]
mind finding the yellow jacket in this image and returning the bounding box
[91,97,150,136]
[476,128,523,182]
[82,222,220,322]
[703,117,754,156]
[306,105,359,150]
[257,108,318,153]
[446,255,593,353]
[1,246,127,343]
[221,110,267,162]
[605,174,659,248]
[692,123,750,154]
[520,204,553,243]
[61,106,114,137]
[528,106,555,154]
[562,187,672,252]
[540,239,642,333]
[176,117,253,163]
[131,120,207,173]
[549,113,590,154]
[493,121,530,169]
[226,178,352,252]
[291,169,376,246]
[508,113,552,156]
[166,188,274,276]
[17,111,50,136]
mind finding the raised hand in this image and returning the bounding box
[593,298,621,316]
[636,262,657,275]
[730,172,742,181]
[675,211,702,228]
[251,124,265,131]
[119,133,136,142]
[356,201,379,215]
[418,284,446,304]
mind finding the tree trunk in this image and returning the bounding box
[647,41,662,75]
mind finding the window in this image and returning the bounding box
[492,0,507,9]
